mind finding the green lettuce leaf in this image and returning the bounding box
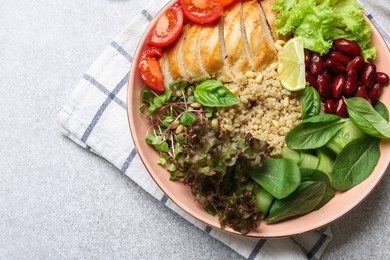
[273,0,376,60]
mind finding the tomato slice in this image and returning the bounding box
[179,0,223,24]
[147,3,184,47]
[139,46,165,92]
[214,0,236,7]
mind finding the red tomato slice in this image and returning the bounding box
[214,0,236,7]
[139,46,165,92]
[147,3,184,47]
[179,0,223,24]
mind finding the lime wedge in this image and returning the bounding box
[278,37,306,91]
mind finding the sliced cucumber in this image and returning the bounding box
[326,119,365,155]
[281,147,300,163]
[254,186,274,213]
[316,148,334,182]
[298,152,319,169]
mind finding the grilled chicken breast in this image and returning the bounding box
[160,0,280,86]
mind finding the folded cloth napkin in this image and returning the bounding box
[57,0,389,259]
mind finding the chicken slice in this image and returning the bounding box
[223,1,251,77]
[259,0,290,41]
[181,24,210,82]
[167,24,190,82]
[242,0,277,71]
[198,19,233,82]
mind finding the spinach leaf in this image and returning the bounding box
[247,158,301,199]
[300,168,335,210]
[301,87,321,119]
[194,80,240,107]
[374,101,389,121]
[345,97,390,138]
[332,136,380,191]
[286,114,345,149]
[265,181,326,223]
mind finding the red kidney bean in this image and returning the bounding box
[325,59,345,75]
[335,98,348,117]
[367,83,383,105]
[304,49,311,69]
[317,71,332,99]
[375,72,389,85]
[332,75,345,99]
[346,56,365,72]
[334,38,361,56]
[324,99,335,114]
[330,51,353,65]
[361,63,376,89]
[310,52,324,76]
[355,86,371,103]
[306,71,318,88]
[344,69,358,96]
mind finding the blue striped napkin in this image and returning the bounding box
[57,0,389,259]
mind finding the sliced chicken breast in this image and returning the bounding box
[181,24,210,82]
[223,1,251,77]
[242,0,277,71]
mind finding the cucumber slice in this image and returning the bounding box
[316,148,334,182]
[326,119,364,155]
[281,147,300,163]
[298,152,319,169]
[254,186,274,213]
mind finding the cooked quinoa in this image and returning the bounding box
[218,63,302,155]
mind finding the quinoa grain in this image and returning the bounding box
[218,65,302,155]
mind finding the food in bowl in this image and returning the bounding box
[134,0,390,235]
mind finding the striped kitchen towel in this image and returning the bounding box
[57,0,389,259]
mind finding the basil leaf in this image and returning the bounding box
[180,112,196,126]
[332,136,380,191]
[194,80,240,107]
[266,181,326,223]
[247,158,301,199]
[301,87,321,119]
[374,101,389,121]
[345,97,390,138]
[286,114,345,149]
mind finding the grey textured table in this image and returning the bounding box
[1,1,389,259]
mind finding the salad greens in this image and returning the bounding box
[332,136,380,190]
[301,86,321,119]
[141,79,272,234]
[247,158,301,199]
[345,97,390,138]
[194,80,240,107]
[273,0,376,60]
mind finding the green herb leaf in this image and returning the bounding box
[332,136,380,191]
[168,164,177,172]
[161,116,174,128]
[345,97,390,138]
[286,114,345,149]
[265,181,326,223]
[157,157,167,165]
[299,168,335,210]
[180,112,196,126]
[247,158,301,199]
[374,100,389,121]
[139,103,146,113]
[194,80,240,107]
[145,133,156,145]
[301,86,321,119]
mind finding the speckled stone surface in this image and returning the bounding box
[0,1,389,259]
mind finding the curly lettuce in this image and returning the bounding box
[273,0,376,60]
